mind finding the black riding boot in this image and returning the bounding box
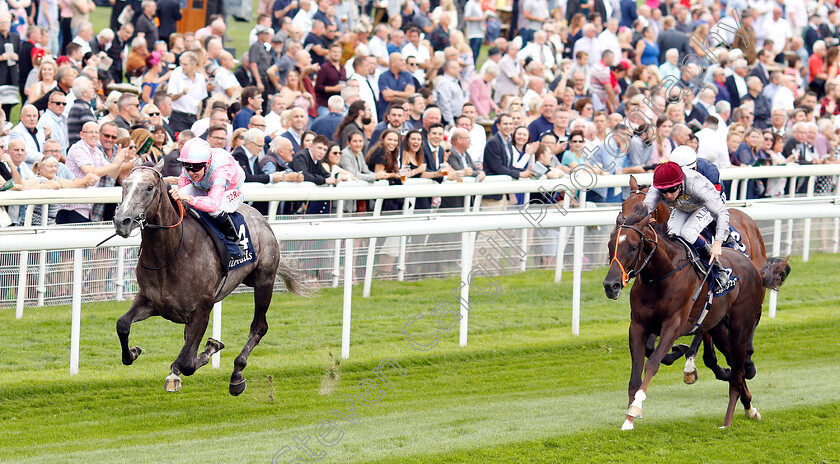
[697,242,731,292]
[213,212,247,254]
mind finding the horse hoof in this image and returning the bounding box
[229,380,247,396]
[206,338,225,352]
[165,373,181,392]
[122,346,143,365]
[746,407,761,420]
[621,419,634,431]
[626,405,643,419]
[684,369,698,384]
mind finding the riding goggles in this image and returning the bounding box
[181,161,208,173]
[659,184,681,194]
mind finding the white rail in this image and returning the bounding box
[2,199,840,373]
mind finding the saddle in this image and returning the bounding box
[186,207,256,273]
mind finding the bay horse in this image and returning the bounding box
[113,164,309,395]
[623,176,768,383]
[604,205,790,429]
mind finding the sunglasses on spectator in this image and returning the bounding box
[101,133,117,140]
[660,185,681,194]
[180,161,207,172]
[570,139,584,144]
[50,101,66,106]
[147,112,160,116]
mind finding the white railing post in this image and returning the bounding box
[363,198,384,298]
[769,219,782,319]
[459,198,473,347]
[70,249,83,375]
[519,192,530,272]
[212,301,222,368]
[15,250,28,319]
[341,238,354,359]
[802,177,816,262]
[332,200,345,288]
[571,191,587,335]
[37,249,46,307]
[115,247,125,301]
[555,193,573,283]
[397,198,414,281]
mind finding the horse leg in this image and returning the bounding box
[116,294,157,366]
[167,307,215,392]
[623,321,649,431]
[682,333,703,384]
[229,277,273,396]
[744,315,760,380]
[701,332,731,381]
[625,317,684,429]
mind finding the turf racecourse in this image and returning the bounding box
[1,254,839,464]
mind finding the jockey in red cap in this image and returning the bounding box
[643,161,733,292]
[169,138,248,252]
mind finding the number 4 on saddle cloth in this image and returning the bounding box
[187,207,256,272]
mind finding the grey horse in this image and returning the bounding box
[113,163,309,395]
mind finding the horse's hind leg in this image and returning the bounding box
[682,333,703,384]
[229,277,273,396]
[117,294,157,366]
[701,332,731,381]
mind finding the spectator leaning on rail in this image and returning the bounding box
[642,161,734,294]
[57,122,127,224]
[169,138,248,252]
[8,105,46,170]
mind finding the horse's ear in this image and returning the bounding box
[629,175,638,191]
[616,212,625,225]
[154,158,164,173]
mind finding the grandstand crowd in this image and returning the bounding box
[1,0,840,227]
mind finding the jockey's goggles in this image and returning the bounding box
[659,184,681,194]
[181,161,208,173]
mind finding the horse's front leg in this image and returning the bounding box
[116,294,157,366]
[682,333,703,384]
[167,306,222,392]
[623,320,648,430]
[624,316,685,429]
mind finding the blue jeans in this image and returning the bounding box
[469,38,482,62]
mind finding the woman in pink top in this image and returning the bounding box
[169,138,247,251]
[469,63,500,119]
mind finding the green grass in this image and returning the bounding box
[1,253,839,463]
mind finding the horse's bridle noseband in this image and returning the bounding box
[610,223,659,288]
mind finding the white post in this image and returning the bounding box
[834,217,839,254]
[37,249,46,307]
[115,247,125,301]
[341,238,354,359]
[363,198,384,298]
[212,301,222,368]
[15,250,28,319]
[769,219,782,319]
[786,177,796,255]
[571,192,586,335]
[332,200,345,288]
[519,193,529,273]
[729,179,739,201]
[459,199,472,347]
[397,198,414,282]
[554,194,572,283]
[70,249,83,375]
[802,177,816,262]
[738,180,748,201]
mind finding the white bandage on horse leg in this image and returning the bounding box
[631,389,646,409]
[746,406,761,420]
[684,355,697,373]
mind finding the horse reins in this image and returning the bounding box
[131,166,187,271]
[610,223,659,288]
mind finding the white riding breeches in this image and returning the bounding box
[667,207,713,244]
[179,185,243,217]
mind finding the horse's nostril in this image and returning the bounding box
[121,218,131,228]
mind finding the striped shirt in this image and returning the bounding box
[61,140,108,220]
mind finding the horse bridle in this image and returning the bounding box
[610,223,659,288]
[130,166,187,271]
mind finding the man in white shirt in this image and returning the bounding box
[573,24,603,66]
[454,104,486,167]
[168,51,210,133]
[368,24,391,74]
[598,19,621,66]
[264,94,287,139]
[8,105,46,169]
[348,55,379,125]
[292,0,316,37]
[696,116,730,170]
[763,6,791,59]
[517,30,555,78]
[71,21,94,55]
[785,0,807,36]
[401,26,431,84]
[772,74,797,110]
[213,51,242,102]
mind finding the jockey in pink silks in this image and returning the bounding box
[169,138,247,251]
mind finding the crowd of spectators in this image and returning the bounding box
[2,0,840,228]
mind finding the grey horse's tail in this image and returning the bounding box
[277,258,314,296]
